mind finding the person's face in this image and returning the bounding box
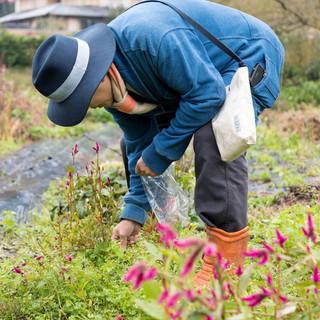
[89,75,113,108]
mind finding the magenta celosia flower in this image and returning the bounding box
[213,267,219,280]
[93,142,100,154]
[236,265,243,277]
[279,295,288,303]
[203,244,217,256]
[169,309,182,320]
[115,315,124,320]
[222,282,233,300]
[266,272,273,286]
[144,267,157,281]
[206,316,214,320]
[245,249,269,265]
[227,283,234,296]
[173,238,201,249]
[272,288,288,303]
[158,290,169,304]
[312,265,320,283]
[314,288,318,295]
[242,287,272,307]
[35,255,43,261]
[275,228,288,248]
[185,290,196,302]
[12,266,24,275]
[276,254,282,262]
[66,254,72,262]
[306,244,311,254]
[216,252,229,270]
[166,292,181,308]
[180,247,202,277]
[263,241,275,253]
[71,144,79,157]
[156,223,177,247]
[302,212,317,243]
[124,261,157,290]
[20,260,27,267]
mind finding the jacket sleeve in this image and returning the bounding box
[142,28,226,174]
[108,109,159,226]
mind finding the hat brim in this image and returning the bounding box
[47,23,116,127]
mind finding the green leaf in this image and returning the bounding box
[141,280,161,300]
[239,264,254,295]
[144,241,163,262]
[276,302,297,318]
[135,299,167,320]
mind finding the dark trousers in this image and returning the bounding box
[120,117,248,233]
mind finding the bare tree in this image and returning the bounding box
[270,0,320,33]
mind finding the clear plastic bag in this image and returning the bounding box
[141,164,189,226]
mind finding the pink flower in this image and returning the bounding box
[115,315,124,320]
[206,316,214,320]
[180,247,202,277]
[306,244,311,254]
[156,223,177,247]
[35,255,43,261]
[222,282,233,300]
[185,290,196,302]
[12,266,24,275]
[144,267,157,281]
[93,142,100,154]
[203,244,217,256]
[20,260,27,267]
[124,261,157,290]
[279,295,288,303]
[158,290,169,304]
[275,228,288,248]
[242,287,271,307]
[312,265,320,283]
[166,292,181,308]
[66,254,73,262]
[245,249,269,265]
[71,144,79,157]
[211,289,217,299]
[272,288,288,303]
[173,238,201,249]
[263,242,275,253]
[302,212,317,243]
[266,272,273,286]
[216,252,229,270]
[169,309,182,320]
[236,265,243,277]
[227,283,234,296]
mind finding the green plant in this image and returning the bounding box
[126,211,320,319]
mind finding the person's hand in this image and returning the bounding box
[135,157,158,177]
[112,220,141,249]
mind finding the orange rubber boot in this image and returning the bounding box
[194,226,249,287]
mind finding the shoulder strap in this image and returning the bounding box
[127,0,246,67]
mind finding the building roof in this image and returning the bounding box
[0,4,114,23]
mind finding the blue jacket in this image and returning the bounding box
[108,0,285,225]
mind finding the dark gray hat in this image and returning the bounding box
[32,23,116,127]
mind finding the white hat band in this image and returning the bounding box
[48,38,90,103]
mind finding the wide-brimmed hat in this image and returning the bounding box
[32,23,116,127]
